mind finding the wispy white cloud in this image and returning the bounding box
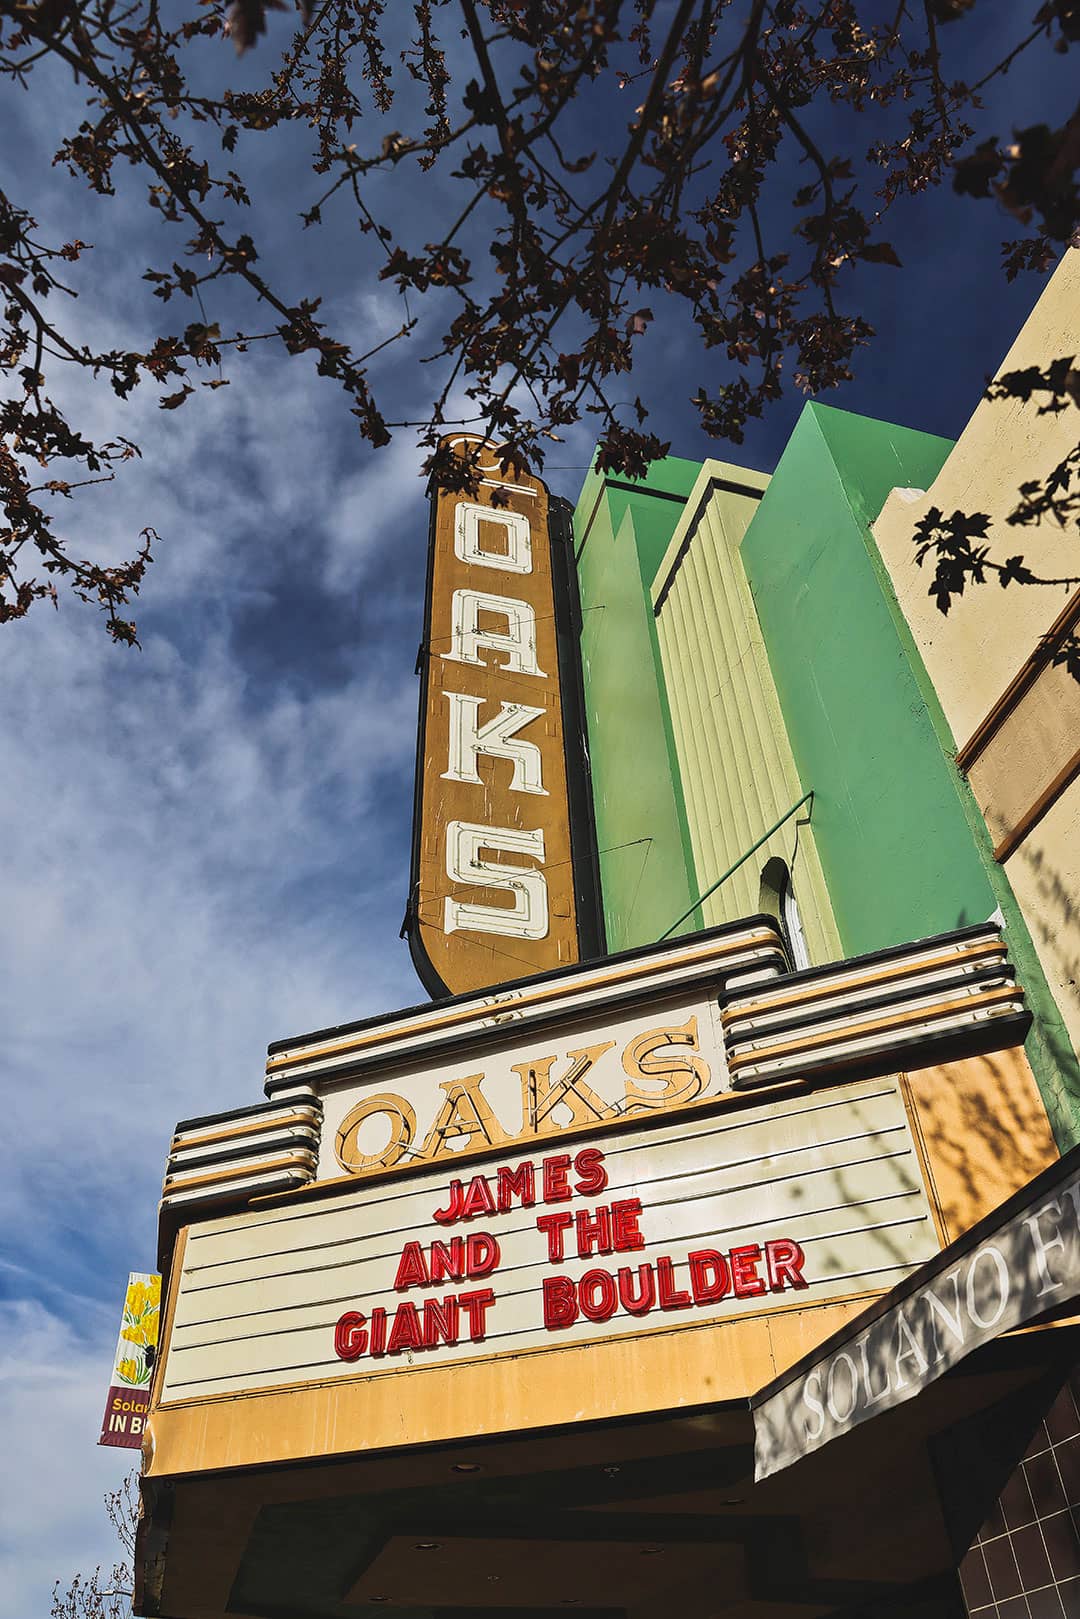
[0,291,426,1619]
[0,1299,134,1619]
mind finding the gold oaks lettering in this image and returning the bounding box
[334,1018,710,1178]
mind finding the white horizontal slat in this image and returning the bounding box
[267,934,782,1087]
[730,998,1027,1086]
[722,960,1009,1037]
[169,1126,320,1169]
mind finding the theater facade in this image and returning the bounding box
[135,254,1080,1619]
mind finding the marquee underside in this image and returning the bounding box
[137,1325,1077,1619]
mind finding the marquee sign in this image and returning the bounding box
[150,916,1052,1491]
[157,1072,939,1404]
[407,435,602,999]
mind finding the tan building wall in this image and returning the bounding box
[652,462,842,966]
[872,248,1080,1056]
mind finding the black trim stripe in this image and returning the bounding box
[729,1008,1031,1090]
[174,1097,322,1134]
[263,944,789,1097]
[268,913,788,1057]
[168,1130,321,1175]
[723,964,1015,1047]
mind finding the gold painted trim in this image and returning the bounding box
[147,1293,885,1479]
[162,1152,317,1195]
[719,939,1004,1027]
[727,985,1024,1070]
[957,586,1080,770]
[265,929,782,1075]
[171,1110,320,1152]
[896,1072,950,1251]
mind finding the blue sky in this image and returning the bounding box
[1,4,1077,1613]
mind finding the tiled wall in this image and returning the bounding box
[960,1371,1080,1618]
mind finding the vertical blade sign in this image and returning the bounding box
[409,436,591,998]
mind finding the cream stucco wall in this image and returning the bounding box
[872,248,1080,1062]
[1002,781,1080,1057]
[872,247,1080,754]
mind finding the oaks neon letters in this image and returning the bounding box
[410,434,590,997]
[333,1016,712,1179]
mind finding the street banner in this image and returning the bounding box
[98,1272,161,1449]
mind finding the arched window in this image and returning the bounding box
[759,857,811,972]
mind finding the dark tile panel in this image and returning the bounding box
[985,1537,1024,1602]
[1046,1389,1080,1449]
[1004,1472,1039,1532]
[961,1372,1080,1619]
[1057,1442,1080,1511]
[1027,1588,1066,1619]
[1025,1453,1069,1521]
[1013,1527,1054,1593]
[980,1499,1009,1543]
[1042,1512,1080,1585]
[962,1549,994,1611]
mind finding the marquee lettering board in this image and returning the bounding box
[158,1075,939,1404]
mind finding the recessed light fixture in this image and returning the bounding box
[451,1462,482,1473]
[603,1465,621,1477]
[414,1542,441,1551]
[640,1547,664,1556]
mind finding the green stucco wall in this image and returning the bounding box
[740,403,994,952]
[571,409,1077,1141]
[573,457,702,951]
[740,402,1080,1142]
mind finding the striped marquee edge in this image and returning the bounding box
[161,1100,323,1216]
[721,923,1028,1089]
[262,918,788,1095]
[157,921,1029,1242]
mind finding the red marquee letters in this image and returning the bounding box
[334,1143,810,1363]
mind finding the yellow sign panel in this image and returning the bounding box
[99,1271,160,1449]
[408,435,598,998]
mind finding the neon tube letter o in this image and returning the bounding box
[336,1094,417,1173]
